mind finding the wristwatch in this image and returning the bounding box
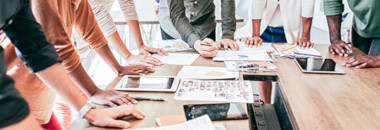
[79,101,96,119]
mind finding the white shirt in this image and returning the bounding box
[252,0,315,43]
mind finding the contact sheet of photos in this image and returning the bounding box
[174,80,257,103]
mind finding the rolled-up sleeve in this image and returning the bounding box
[251,0,266,19]
[302,0,315,18]
[168,0,201,47]
[74,0,108,49]
[4,2,61,73]
[119,0,138,20]
[323,0,344,16]
[221,0,236,40]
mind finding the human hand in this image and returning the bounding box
[116,65,155,76]
[139,45,168,56]
[342,55,380,68]
[127,55,163,66]
[84,105,145,128]
[329,40,352,56]
[218,39,239,50]
[244,36,263,47]
[194,39,218,57]
[91,89,137,107]
[295,37,314,48]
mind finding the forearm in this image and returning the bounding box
[252,19,261,37]
[94,44,123,75]
[221,0,236,39]
[67,64,100,97]
[106,32,132,60]
[36,63,86,111]
[126,20,144,48]
[301,17,312,39]
[326,15,342,43]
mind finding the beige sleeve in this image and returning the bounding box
[119,0,138,20]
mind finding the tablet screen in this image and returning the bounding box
[184,103,248,121]
[296,58,336,71]
[121,77,175,90]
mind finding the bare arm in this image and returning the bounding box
[295,17,314,48]
[326,15,351,56]
[2,115,42,130]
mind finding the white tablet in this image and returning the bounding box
[295,57,345,74]
[114,76,180,92]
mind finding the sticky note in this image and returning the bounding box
[251,61,271,67]
[205,71,226,76]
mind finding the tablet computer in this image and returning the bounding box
[114,76,180,92]
[183,103,248,121]
[295,57,345,74]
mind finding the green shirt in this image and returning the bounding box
[324,0,380,38]
[167,0,236,47]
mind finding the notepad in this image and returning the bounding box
[155,115,187,127]
[152,53,199,65]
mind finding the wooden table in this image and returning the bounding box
[68,44,380,130]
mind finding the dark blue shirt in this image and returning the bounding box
[0,0,61,128]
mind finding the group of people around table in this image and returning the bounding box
[0,0,379,129]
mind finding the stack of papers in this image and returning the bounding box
[152,53,199,65]
[177,66,239,80]
[174,80,256,103]
[274,44,321,56]
[213,50,272,62]
[130,115,215,130]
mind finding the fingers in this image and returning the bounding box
[356,63,368,69]
[105,119,131,129]
[117,92,138,104]
[107,101,117,107]
[199,49,218,57]
[116,105,145,119]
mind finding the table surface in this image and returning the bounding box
[68,44,380,130]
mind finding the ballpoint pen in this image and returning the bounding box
[132,97,167,101]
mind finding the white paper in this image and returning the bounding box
[152,39,194,52]
[274,44,321,56]
[177,66,239,80]
[174,80,256,103]
[238,42,277,53]
[213,50,272,62]
[153,53,199,65]
[127,115,215,130]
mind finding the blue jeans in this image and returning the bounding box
[352,28,380,55]
[261,27,287,43]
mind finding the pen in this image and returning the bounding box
[132,97,167,101]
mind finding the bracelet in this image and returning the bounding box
[78,101,96,119]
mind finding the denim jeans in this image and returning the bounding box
[261,27,287,43]
[352,28,380,55]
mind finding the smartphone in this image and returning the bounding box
[183,103,248,121]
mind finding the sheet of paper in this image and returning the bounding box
[153,53,199,65]
[127,115,215,130]
[213,50,272,61]
[174,80,257,103]
[177,66,239,79]
[274,44,321,56]
[152,39,194,52]
[238,42,277,53]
